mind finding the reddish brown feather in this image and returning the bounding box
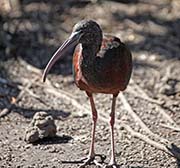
[73,35,132,94]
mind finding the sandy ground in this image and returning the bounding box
[0,0,180,167]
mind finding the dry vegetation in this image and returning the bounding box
[0,0,180,167]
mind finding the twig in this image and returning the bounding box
[16,62,90,114]
[120,123,180,160]
[35,76,91,116]
[99,113,180,160]
[160,123,180,132]
[0,81,33,118]
[0,62,40,118]
[130,79,163,105]
[0,106,12,118]
[35,78,180,160]
[41,81,170,144]
[18,85,41,99]
[156,105,179,127]
[44,86,90,116]
[119,92,168,144]
[18,58,42,75]
[130,79,179,128]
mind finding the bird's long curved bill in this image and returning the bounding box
[42,32,82,82]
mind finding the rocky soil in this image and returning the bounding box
[0,0,180,167]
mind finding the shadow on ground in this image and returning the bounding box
[33,134,73,145]
[0,0,180,124]
[14,106,71,119]
[1,0,179,75]
[113,10,180,61]
[0,0,91,76]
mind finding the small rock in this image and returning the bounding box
[24,111,57,143]
[25,144,32,149]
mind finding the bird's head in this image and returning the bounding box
[42,19,102,82]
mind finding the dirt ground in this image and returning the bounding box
[0,0,180,167]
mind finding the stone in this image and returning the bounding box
[24,112,57,143]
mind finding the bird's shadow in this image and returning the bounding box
[61,154,108,166]
[61,144,180,168]
[61,155,143,168]
[168,144,180,168]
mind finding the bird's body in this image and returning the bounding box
[42,20,132,168]
[73,35,132,94]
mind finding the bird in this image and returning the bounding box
[42,20,132,168]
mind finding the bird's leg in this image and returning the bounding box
[87,92,97,159]
[79,92,105,167]
[107,94,118,167]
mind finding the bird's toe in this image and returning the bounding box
[78,156,94,168]
[78,154,106,168]
[103,164,120,168]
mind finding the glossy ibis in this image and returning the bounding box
[43,20,132,168]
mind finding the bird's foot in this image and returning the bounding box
[103,162,119,168]
[103,160,119,168]
[78,154,106,168]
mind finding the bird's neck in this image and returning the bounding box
[80,44,100,84]
[82,44,99,61]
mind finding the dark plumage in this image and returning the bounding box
[73,34,132,94]
[43,20,132,168]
